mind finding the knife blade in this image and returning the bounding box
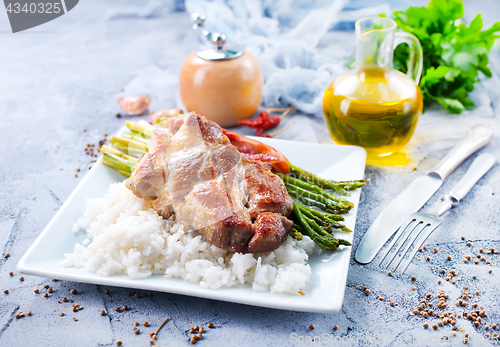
[355,124,494,264]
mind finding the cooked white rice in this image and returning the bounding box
[61,182,318,293]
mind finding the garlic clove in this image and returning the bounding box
[118,95,151,116]
[149,109,184,123]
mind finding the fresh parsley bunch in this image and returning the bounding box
[382,0,500,113]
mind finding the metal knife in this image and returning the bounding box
[355,124,494,264]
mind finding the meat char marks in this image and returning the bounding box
[126,113,293,253]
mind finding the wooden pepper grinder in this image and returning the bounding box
[179,13,263,127]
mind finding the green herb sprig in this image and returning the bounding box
[381,0,500,113]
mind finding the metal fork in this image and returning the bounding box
[378,153,496,274]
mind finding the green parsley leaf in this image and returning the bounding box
[384,0,500,113]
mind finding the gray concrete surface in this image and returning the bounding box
[1,1,499,346]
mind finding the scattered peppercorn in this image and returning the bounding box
[5,253,10,258]
[27,311,32,316]
[364,288,370,294]
[44,293,48,298]
[207,322,213,328]
[135,293,140,298]
[411,276,416,281]
[19,276,24,281]
[488,269,492,273]
[190,336,197,344]
[199,327,204,333]
[70,289,77,295]
[196,333,202,340]
[115,307,121,312]
[434,248,438,253]
[309,324,315,330]
[390,301,394,306]
[412,286,416,291]
[60,313,65,317]
[379,296,384,300]
[134,329,140,335]
[116,341,122,346]
[9,271,13,276]
[105,289,110,294]
[447,256,452,260]
[423,323,429,328]
[467,242,472,246]
[122,305,128,311]
[4,289,8,294]
[47,288,53,293]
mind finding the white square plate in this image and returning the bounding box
[17,136,366,313]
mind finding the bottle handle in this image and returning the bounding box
[393,32,423,84]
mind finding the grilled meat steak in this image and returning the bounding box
[126,113,293,253]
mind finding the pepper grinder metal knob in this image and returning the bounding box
[191,13,211,43]
[191,13,205,29]
[211,33,226,51]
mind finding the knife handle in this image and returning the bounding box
[432,124,494,180]
[434,153,496,217]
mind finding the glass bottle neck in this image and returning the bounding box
[355,31,394,72]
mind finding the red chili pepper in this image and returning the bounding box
[255,116,280,136]
[237,119,261,128]
[237,110,269,128]
[259,110,269,120]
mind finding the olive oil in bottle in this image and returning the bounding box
[323,17,423,157]
[323,67,423,156]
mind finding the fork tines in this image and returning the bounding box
[378,214,442,274]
